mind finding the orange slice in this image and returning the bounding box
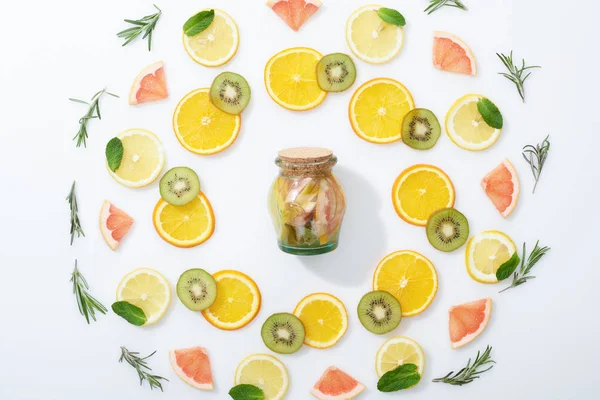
[482,159,520,218]
[99,200,133,250]
[449,298,492,349]
[202,270,261,330]
[267,0,322,31]
[392,164,455,226]
[293,293,348,349]
[433,31,476,75]
[129,61,168,105]
[311,366,365,399]
[169,347,213,390]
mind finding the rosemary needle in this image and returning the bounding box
[70,260,107,324]
[69,88,119,148]
[119,347,169,391]
[66,181,84,245]
[424,0,467,15]
[433,345,495,386]
[497,51,541,102]
[522,135,550,194]
[117,4,162,51]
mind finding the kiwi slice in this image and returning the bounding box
[159,167,200,206]
[401,108,441,150]
[261,313,305,354]
[357,291,402,334]
[176,269,217,311]
[316,53,357,92]
[426,208,469,252]
[209,72,251,115]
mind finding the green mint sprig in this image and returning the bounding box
[477,98,503,129]
[229,384,265,400]
[377,8,406,27]
[377,363,421,392]
[183,9,215,36]
[106,137,124,172]
[112,301,147,326]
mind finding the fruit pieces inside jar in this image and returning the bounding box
[270,175,345,248]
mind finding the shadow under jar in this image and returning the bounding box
[269,147,346,256]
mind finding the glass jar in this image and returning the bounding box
[269,147,346,255]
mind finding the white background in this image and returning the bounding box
[1,0,599,399]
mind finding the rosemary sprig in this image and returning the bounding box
[70,88,119,148]
[522,135,550,194]
[497,51,540,102]
[424,0,467,14]
[119,347,169,391]
[117,4,162,51]
[71,260,107,324]
[66,181,84,245]
[500,241,550,293]
[433,345,495,386]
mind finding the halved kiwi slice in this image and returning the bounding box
[159,166,201,206]
[261,313,305,354]
[401,108,441,150]
[209,72,251,115]
[176,269,217,311]
[357,291,402,334]
[316,53,357,92]
[426,208,469,252]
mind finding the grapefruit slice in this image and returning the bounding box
[311,366,365,399]
[267,0,322,31]
[129,61,168,105]
[449,298,492,349]
[433,32,476,75]
[99,200,133,250]
[481,159,519,218]
[169,347,214,390]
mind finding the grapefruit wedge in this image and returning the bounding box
[433,32,476,75]
[449,298,492,349]
[267,0,321,31]
[311,366,365,399]
[129,61,168,105]
[169,347,214,390]
[481,159,520,218]
[99,200,133,250]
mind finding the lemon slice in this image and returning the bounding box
[116,268,171,325]
[466,230,517,283]
[107,129,165,188]
[183,9,239,67]
[235,354,289,400]
[293,293,348,349]
[445,94,502,151]
[376,336,425,379]
[346,5,404,64]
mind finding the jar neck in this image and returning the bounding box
[276,156,337,177]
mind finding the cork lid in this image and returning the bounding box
[277,147,333,163]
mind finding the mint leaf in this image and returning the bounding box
[112,301,146,326]
[377,363,421,392]
[496,252,520,281]
[229,384,264,400]
[105,137,123,172]
[377,8,406,27]
[477,98,503,129]
[183,9,215,36]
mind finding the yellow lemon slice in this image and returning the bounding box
[235,354,288,400]
[392,164,455,226]
[173,88,241,155]
[293,293,348,349]
[116,268,171,325]
[349,78,414,144]
[264,47,327,111]
[107,129,165,188]
[376,336,425,379]
[182,9,239,67]
[373,250,438,317]
[202,270,261,330]
[346,5,404,64]
[445,94,502,151]
[152,193,215,248]
[466,230,517,283]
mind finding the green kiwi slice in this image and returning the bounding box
[209,72,251,115]
[176,269,217,311]
[401,108,441,150]
[426,208,469,252]
[261,313,305,354]
[316,53,357,92]
[159,166,201,206]
[357,291,402,334]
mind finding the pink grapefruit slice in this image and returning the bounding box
[449,298,492,349]
[433,32,476,76]
[481,159,520,218]
[169,347,214,390]
[267,0,322,31]
[99,200,133,250]
[311,366,365,399]
[129,61,168,105]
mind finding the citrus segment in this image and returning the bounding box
[235,354,289,400]
[182,9,239,67]
[99,200,133,250]
[267,0,321,31]
[482,159,520,217]
[202,270,261,330]
[116,268,171,325]
[376,336,425,379]
[445,94,502,151]
[349,78,415,144]
[311,366,365,399]
[293,293,348,349]
[373,250,438,317]
[169,347,213,390]
[392,164,455,226]
[433,32,476,75]
[173,88,241,155]
[466,230,517,283]
[449,298,492,349]
[129,61,168,105]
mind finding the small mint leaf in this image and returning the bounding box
[112,301,147,326]
[229,384,265,400]
[183,10,215,36]
[496,252,520,281]
[377,8,406,27]
[477,98,503,129]
[105,137,123,172]
[377,363,421,392]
